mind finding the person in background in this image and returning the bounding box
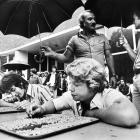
[41,10,117,88]
[0,72,53,106]
[26,58,139,127]
[57,72,68,96]
[42,71,49,85]
[119,9,140,120]
[43,66,59,98]
[118,77,130,100]
[39,72,46,84]
[29,68,42,84]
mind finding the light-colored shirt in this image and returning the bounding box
[26,84,53,105]
[53,88,126,116]
[49,73,56,87]
[64,32,111,66]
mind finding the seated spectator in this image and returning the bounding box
[26,58,139,127]
[0,72,53,106]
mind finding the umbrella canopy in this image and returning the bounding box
[85,0,139,27]
[0,0,83,38]
[2,60,31,70]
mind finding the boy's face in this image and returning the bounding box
[9,85,25,98]
[69,77,94,102]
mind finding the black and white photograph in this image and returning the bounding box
[0,0,140,139]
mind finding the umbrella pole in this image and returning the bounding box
[37,23,42,72]
[39,64,41,72]
[33,23,45,72]
[132,24,136,51]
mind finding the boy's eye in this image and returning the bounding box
[74,82,82,87]
[74,84,79,87]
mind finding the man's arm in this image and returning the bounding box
[119,36,136,61]
[105,49,117,88]
[123,43,136,62]
[105,49,116,76]
[84,98,139,127]
[42,46,74,63]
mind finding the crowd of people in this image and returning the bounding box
[28,67,68,98]
[0,9,140,128]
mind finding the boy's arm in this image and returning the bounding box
[26,91,73,118]
[84,98,139,127]
[42,100,56,114]
[0,99,17,107]
[26,100,56,118]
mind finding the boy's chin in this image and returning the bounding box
[72,96,79,101]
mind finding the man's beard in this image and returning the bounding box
[86,27,96,34]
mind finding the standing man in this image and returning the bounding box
[44,66,59,98]
[119,9,140,119]
[57,72,68,96]
[41,10,117,87]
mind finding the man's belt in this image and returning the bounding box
[134,69,140,74]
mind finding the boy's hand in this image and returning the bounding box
[26,105,44,118]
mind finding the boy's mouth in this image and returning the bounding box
[71,94,78,100]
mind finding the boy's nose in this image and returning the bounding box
[69,85,75,92]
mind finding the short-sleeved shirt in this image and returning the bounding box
[53,88,126,116]
[64,31,111,66]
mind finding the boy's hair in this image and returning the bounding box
[66,58,106,92]
[78,10,95,29]
[0,72,28,93]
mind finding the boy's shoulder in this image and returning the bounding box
[103,88,124,97]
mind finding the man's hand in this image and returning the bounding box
[118,35,129,48]
[26,105,44,118]
[41,46,55,57]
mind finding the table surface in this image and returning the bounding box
[0,112,140,140]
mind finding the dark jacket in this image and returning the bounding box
[43,73,59,89]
